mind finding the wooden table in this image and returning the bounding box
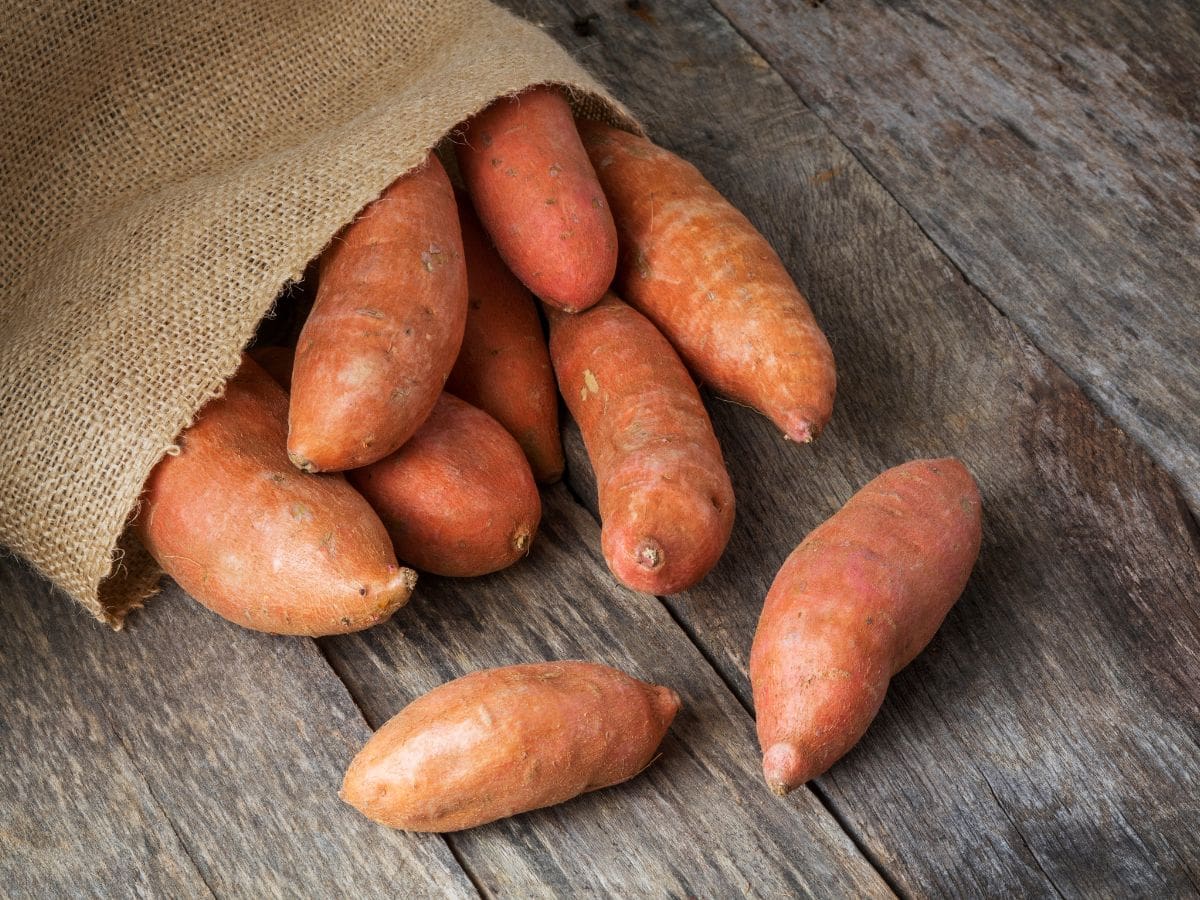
[4,1,1198,895]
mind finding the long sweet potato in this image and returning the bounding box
[579,122,837,443]
[446,195,563,483]
[549,293,734,594]
[349,393,541,577]
[750,458,982,794]
[288,153,467,472]
[135,355,416,636]
[341,661,680,832]
[456,86,616,312]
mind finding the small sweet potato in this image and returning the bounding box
[349,393,541,577]
[446,195,563,483]
[288,153,467,472]
[579,122,837,443]
[549,293,735,594]
[135,355,416,636]
[341,661,680,832]
[750,458,982,794]
[456,86,617,312]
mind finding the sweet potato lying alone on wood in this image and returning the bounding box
[750,458,982,794]
[341,661,680,832]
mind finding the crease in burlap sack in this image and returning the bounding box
[0,0,637,627]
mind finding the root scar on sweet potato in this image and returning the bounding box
[549,293,735,594]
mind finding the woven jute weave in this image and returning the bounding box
[0,0,633,626]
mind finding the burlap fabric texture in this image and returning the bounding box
[0,0,635,626]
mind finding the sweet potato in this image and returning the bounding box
[750,458,982,794]
[341,661,680,832]
[549,293,734,594]
[579,122,837,443]
[456,86,617,312]
[349,393,541,577]
[446,195,563,483]
[288,153,467,472]
[135,355,416,636]
[249,345,294,390]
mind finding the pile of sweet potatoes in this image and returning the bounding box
[138,87,983,831]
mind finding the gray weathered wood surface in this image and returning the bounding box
[3,0,1199,896]
[709,0,1200,516]
[0,563,474,898]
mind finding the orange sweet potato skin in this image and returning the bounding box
[341,661,680,832]
[445,196,563,483]
[349,393,541,578]
[549,294,735,594]
[135,355,416,636]
[750,458,982,794]
[579,122,837,443]
[288,153,467,472]
[456,86,617,312]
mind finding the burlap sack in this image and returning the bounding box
[0,0,635,627]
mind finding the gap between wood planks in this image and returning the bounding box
[701,0,1200,548]
[118,744,220,900]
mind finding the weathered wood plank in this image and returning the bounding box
[511,0,1200,894]
[320,485,893,898]
[0,561,475,899]
[710,0,1200,516]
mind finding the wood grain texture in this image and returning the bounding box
[7,2,1199,897]
[710,0,1200,516]
[511,0,1200,894]
[320,485,892,898]
[0,561,474,899]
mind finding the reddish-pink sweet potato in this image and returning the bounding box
[750,458,982,794]
[135,355,416,636]
[548,293,734,594]
[288,153,467,472]
[349,393,541,577]
[341,661,680,832]
[456,86,617,312]
[579,121,836,443]
[446,194,563,483]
